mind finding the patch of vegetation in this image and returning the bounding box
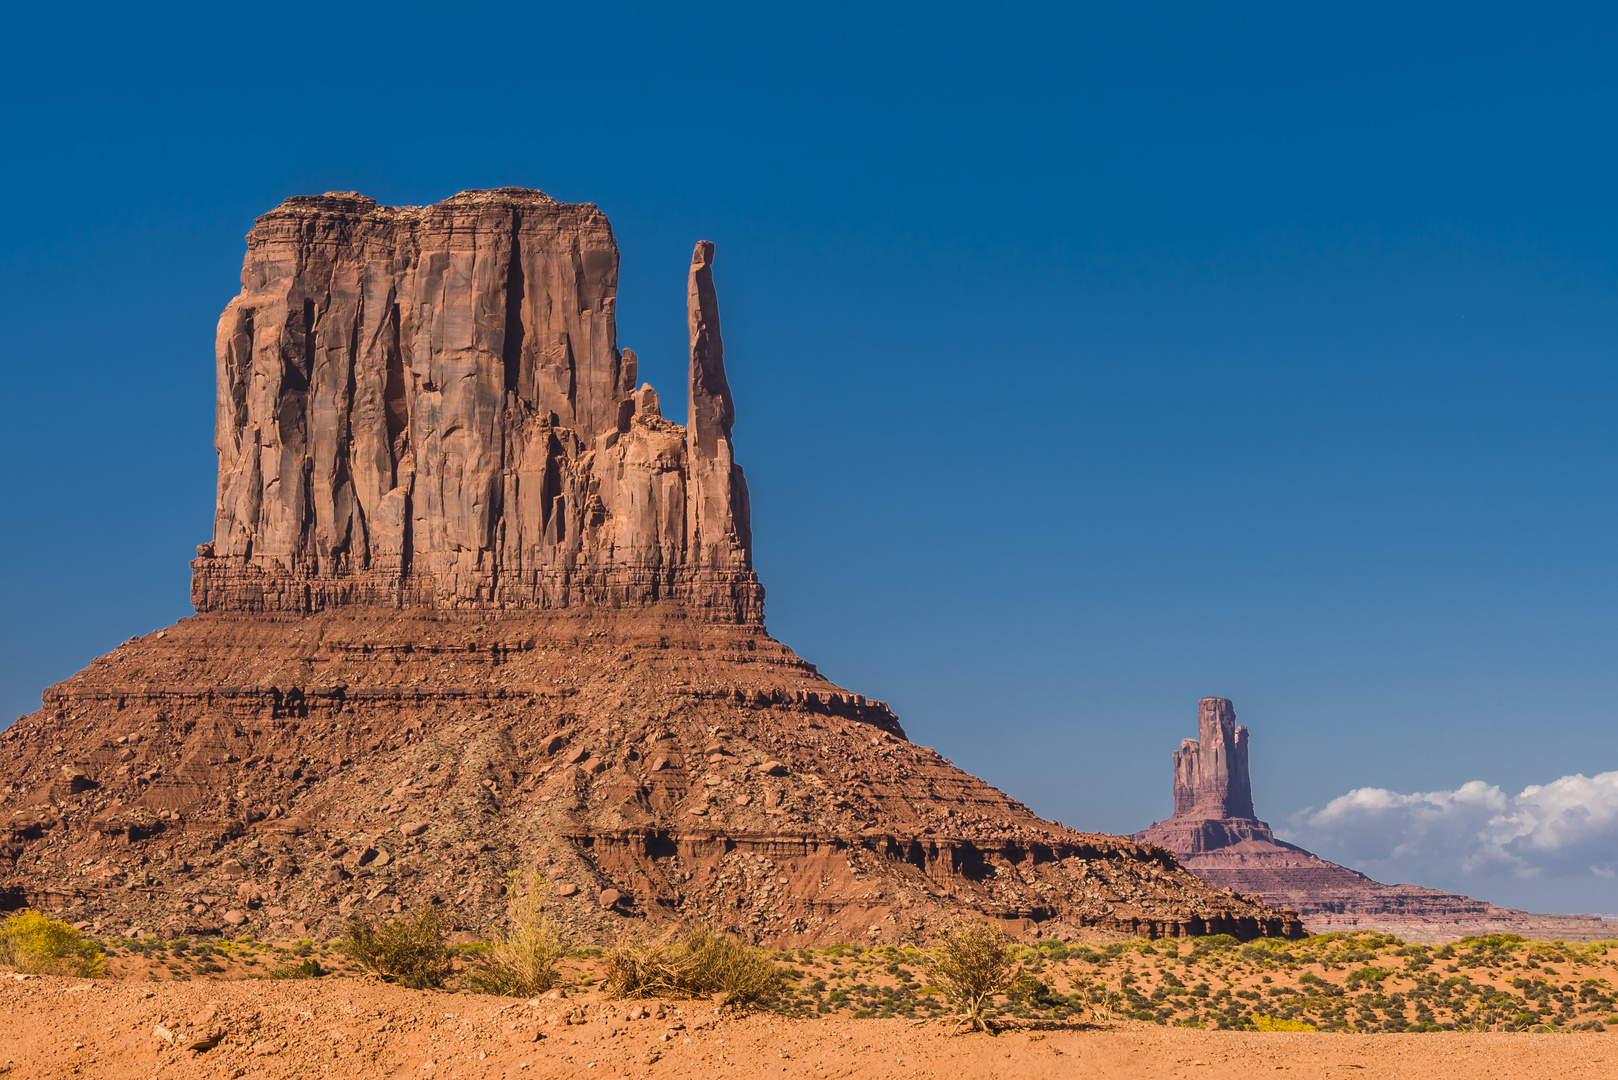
[604,923,786,1006]
[463,871,566,997]
[922,920,1025,1034]
[340,907,452,989]
[261,958,325,980]
[0,910,106,977]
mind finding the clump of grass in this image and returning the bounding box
[464,871,566,997]
[0,910,106,977]
[922,920,1025,1034]
[604,923,785,1006]
[340,907,451,989]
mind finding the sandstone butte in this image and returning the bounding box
[0,188,1302,947]
[1135,696,1611,943]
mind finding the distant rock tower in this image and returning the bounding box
[1134,696,1569,937]
[1172,697,1256,820]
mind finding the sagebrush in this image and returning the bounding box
[604,924,785,1005]
[923,920,1024,1034]
[341,906,451,989]
[0,910,105,977]
[464,871,566,996]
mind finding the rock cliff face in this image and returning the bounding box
[192,189,759,623]
[0,190,1305,947]
[1136,699,1609,943]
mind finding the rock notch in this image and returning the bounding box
[1135,698,1611,942]
[0,189,1303,946]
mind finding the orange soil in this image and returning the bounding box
[1,970,1613,1080]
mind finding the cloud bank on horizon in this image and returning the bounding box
[1280,771,1618,910]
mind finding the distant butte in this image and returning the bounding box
[1135,697,1611,943]
[0,189,1302,946]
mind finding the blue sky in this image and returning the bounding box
[4,2,1618,912]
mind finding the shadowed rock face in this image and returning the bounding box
[192,189,759,622]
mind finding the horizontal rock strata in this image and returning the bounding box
[1,611,1299,944]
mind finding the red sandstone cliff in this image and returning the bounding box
[193,190,758,622]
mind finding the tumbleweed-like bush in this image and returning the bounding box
[604,923,785,1006]
[340,906,451,989]
[464,870,566,997]
[923,920,1024,1034]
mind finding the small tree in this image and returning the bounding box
[924,920,1023,1034]
[464,870,566,996]
[341,906,451,989]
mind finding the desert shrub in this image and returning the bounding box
[341,906,451,989]
[603,923,785,1006]
[0,910,105,977]
[261,958,325,980]
[464,871,566,997]
[1253,1014,1317,1031]
[1345,965,1394,987]
[1189,934,1241,955]
[922,920,1024,1034]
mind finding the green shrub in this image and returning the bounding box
[340,907,451,989]
[1345,965,1395,986]
[922,921,1024,1034]
[0,910,105,977]
[464,871,567,997]
[603,923,785,1006]
[1191,934,1241,951]
[262,958,325,980]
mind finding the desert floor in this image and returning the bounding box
[2,971,1615,1080]
[4,930,1617,1078]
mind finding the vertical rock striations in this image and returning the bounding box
[191,189,762,622]
[1172,697,1255,820]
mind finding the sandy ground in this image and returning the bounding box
[1,971,1614,1080]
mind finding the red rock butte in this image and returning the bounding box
[1,189,1303,946]
[1135,697,1610,942]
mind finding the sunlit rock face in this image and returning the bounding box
[193,189,758,623]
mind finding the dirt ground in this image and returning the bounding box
[4,929,1617,1078]
[90,929,1618,1033]
[2,971,1614,1080]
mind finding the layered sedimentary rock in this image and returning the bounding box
[0,189,1304,947]
[1135,698,1610,943]
[192,189,758,622]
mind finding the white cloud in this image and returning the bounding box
[1283,770,1618,886]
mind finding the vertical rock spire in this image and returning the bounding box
[1172,696,1256,819]
[686,241,753,568]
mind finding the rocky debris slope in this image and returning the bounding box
[193,189,758,622]
[0,609,1297,945]
[0,188,1303,947]
[1134,698,1610,942]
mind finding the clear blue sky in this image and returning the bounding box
[4,2,1617,912]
